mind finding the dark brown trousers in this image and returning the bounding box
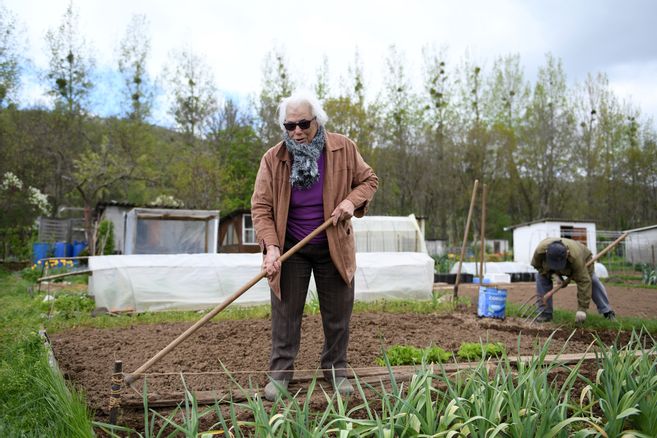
[269,235,354,381]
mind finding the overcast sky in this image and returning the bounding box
[5,0,657,128]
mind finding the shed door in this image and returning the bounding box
[560,226,587,245]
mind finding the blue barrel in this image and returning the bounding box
[72,241,87,257]
[54,242,72,258]
[477,286,507,319]
[32,243,51,265]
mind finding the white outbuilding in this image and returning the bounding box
[623,224,657,265]
[505,219,597,264]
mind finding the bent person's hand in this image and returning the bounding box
[331,200,355,225]
[263,245,281,277]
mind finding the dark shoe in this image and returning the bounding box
[333,377,354,396]
[263,379,289,401]
[604,311,616,321]
[534,313,553,323]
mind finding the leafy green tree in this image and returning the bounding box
[0,172,50,259]
[72,134,134,251]
[208,100,263,212]
[117,14,153,122]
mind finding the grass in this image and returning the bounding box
[0,268,94,437]
[604,281,657,290]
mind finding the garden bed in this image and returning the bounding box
[49,309,645,431]
[44,282,657,433]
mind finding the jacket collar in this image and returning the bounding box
[274,129,343,162]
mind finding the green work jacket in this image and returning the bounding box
[531,237,594,311]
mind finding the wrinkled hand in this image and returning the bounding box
[263,245,281,278]
[331,199,355,226]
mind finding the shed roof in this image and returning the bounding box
[504,218,597,231]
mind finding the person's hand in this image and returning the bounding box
[331,199,355,225]
[263,245,281,278]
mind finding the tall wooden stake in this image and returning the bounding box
[454,180,479,300]
[479,184,487,283]
[109,360,123,425]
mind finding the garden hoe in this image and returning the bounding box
[523,232,630,325]
[123,217,334,387]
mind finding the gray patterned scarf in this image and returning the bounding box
[283,125,325,189]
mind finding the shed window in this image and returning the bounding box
[223,223,238,245]
[560,226,587,245]
[242,214,256,244]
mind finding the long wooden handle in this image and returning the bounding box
[542,232,630,303]
[453,180,479,299]
[124,217,334,385]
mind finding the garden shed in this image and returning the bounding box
[123,208,219,255]
[623,224,657,265]
[505,219,597,264]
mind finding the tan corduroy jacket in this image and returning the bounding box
[251,131,378,299]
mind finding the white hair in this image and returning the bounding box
[277,90,329,130]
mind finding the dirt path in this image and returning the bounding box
[452,282,657,318]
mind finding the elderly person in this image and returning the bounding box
[531,237,615,323]
[251,90,378,401]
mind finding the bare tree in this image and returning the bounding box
[164,46,218,143]
[117,14,153,122]
[0,3,21,108]
[45,1,94,115]
[257,48,294,148]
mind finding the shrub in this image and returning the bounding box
[95,220,114,255]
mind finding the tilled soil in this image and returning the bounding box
[49,283,655,432]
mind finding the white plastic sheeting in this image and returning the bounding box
[88,252,434,312]
[451,261,609,279]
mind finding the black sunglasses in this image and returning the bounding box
[283,117,316,131]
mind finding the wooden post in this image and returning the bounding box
[454,180,478,300]
[479,184,487,283]
[109,360,123,425]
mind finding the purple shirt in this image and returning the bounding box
[287,150,328,245]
